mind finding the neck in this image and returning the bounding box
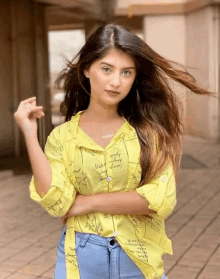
[83,104,121,124]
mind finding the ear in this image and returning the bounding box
[84,69,89,79]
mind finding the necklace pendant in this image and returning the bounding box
[101,133,113,139]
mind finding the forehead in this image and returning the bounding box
[96,48,135,67]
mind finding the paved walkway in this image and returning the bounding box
[0,134,219,279]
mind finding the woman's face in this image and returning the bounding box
[84,48,136,109]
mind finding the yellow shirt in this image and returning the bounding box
[29,110,177,279]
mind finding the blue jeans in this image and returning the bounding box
[54,225,168,279]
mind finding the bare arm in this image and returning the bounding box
[89,191,155,215]
[14,97,51,198]
[25,135,52,198]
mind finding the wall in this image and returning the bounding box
[185,6,219,140]
[143,14,187,131]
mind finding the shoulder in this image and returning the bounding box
[48,121,73,142]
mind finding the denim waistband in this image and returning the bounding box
[75,231,120,249]
[62,227,168,279]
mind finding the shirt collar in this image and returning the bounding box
[70,110,135,151]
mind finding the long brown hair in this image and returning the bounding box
[55,23,216,187]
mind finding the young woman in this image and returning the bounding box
[14,24,215,279]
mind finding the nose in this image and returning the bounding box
[110,72,121,87]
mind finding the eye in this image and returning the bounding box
[102,67,111,73]
[123,70,131,76]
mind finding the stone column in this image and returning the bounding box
[185,5,220,142]
[1,0,52,173]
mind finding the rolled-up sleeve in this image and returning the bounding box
[29,126,77,217]
[135,162,177,219]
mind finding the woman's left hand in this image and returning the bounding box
[61,194,93,224]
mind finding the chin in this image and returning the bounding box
[97,95,118,102]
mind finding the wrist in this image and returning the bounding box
[89,195,96,212]
[24,132,38,143]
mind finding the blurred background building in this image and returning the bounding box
[1,0,220,173]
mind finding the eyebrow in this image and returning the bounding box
[100,62,135,70]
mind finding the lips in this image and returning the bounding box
[105,90,120,94]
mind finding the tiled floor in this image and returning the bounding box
[0,134,219,279]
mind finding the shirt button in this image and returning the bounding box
[106,176,111,181]
[113,231,117,237]
[161,176,166,182]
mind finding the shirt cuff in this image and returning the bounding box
[29,175,63,208]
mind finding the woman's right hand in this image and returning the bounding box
[14,96,45,138]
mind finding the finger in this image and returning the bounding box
[22,97,36,104]
[30,99,37,106]
[27,107,43,118]
[24,108,42,117]
[27,106,43,112]
[34,109,43,116]
[37,111,45,118]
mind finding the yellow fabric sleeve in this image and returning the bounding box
[135,162,177,219]
[29,126,77,217]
